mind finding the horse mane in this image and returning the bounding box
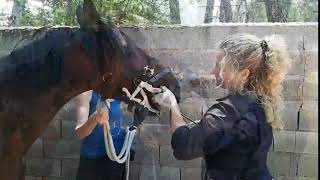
[0,27,83,95]
[4,27,76,62]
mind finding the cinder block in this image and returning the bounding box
[297,177,318,180]
[124,24,309,50]
[139,124,171,146]
[124,26,206,50]
[237,24,307,52]
[303,25,318,51]
[128,163,140,180]
[179,78,201,97]
[146,49,215,73]
[142,115,160,124]
[55,99,77,122]
[180,168,202,180]
[287,50,305,75]
[24,158,61,177]
[302,72,318,101]
[299,101,318,131]
[267,152,298,176]
[42,119,61,140]
[159,145,202,168]
[273,130,296,153]
[139,165,160,180]
[46,177,69,180]
[274,176,298,180]
[44,140,80,159]
[282,101,301,130]
[138,165,160,180]
[133,143,159,165]
[61,159,79,179]
[179,91,208,121]
[61,120,78,139]
[137,164,180,180]
[25,176,42,180]
[297,154,318,178]
[295,131,318,154]
[63,99,78,121]
[304,50,318,73]
[198,76,227,99]
[157,166,180,180]
[25,138,43,158]
[282,75,303,101]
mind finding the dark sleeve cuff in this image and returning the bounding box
[171,125,191,160]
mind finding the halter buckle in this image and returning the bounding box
[143,66,154,77]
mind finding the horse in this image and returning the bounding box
[0,0,180,179]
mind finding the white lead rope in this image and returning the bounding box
[90,98,136,180]
[90,80,165,180]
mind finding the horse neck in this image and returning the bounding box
[0,29,101,105]
[0,40,102,160]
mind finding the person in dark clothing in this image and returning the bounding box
[152,34,290,180]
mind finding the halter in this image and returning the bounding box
[122,66,173,116]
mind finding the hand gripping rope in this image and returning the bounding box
[90,81,160,180]
[89,98,135,180]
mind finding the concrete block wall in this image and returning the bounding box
[0,23,317,180]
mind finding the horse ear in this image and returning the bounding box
[104,18,128,47]
[76,0,100,31]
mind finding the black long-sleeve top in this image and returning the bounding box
[171,94,273,180]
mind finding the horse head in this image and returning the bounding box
[76,0,180,125]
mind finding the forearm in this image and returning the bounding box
[170,106,187,133]
[75,116,98,139]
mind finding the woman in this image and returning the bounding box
[74,90,134,180]
[153,33,290,180]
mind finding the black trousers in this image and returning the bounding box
[76,156,125,180]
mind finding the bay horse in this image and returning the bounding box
[0,0,180,179]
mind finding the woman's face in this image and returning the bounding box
[212,49,251,90]
[211,49,235,89]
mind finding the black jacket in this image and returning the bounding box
[171,94,273,180]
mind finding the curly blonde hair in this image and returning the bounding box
[217,33,290,129]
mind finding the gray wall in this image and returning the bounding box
[0,23,318,180]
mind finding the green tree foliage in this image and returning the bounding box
[19,0,171,26]
[13,0,319,26]
[264,0,291,22]
[247,0,267,22]
[246,0,318,23]
[288,0,318,22]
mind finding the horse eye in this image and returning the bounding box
[133,78,140,85]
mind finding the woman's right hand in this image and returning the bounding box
[152,86,178,110]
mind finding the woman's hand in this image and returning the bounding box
[152,86,185,132]
[94,108,109,124]
[152,86,178,110]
